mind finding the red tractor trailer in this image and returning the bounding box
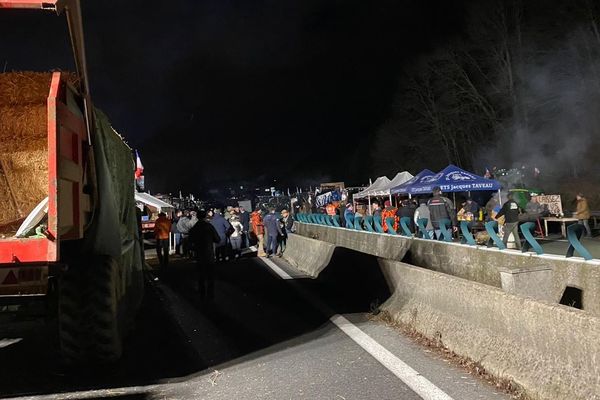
[0,1,144,363]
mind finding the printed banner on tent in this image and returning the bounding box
[407,165,501,194]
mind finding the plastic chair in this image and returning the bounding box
[535,217,544,237]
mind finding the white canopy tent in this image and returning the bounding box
[353,176,391,200]
[135,192,175,214]
[352,176,390,216]
[379,171,414,196]
[352,173,414,215]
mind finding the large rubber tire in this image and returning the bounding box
[58,255,122,364]
[86,255,122,363]
[58,266,87,364]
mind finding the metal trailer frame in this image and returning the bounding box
[0,72,89,296]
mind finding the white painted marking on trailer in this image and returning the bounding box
[259,257,293,280]
[330,314,455,400]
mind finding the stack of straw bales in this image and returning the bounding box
[0,72,51,236]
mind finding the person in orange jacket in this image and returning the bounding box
[154,212,172,269]
[381,200,399,233]
[250,208,266,257]
[325,202,336,216]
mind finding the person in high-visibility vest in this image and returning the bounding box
[381,200,398,233]
[325,202,336,216]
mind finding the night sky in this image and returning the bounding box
[0,1,464,194]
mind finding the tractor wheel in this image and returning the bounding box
[86,255,122,363]
[58,266,87,364]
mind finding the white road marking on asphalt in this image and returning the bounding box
[331,314,455,400]
[258,256,455,399]
[259,257,293,279]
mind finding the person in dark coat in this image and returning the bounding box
[263,207,283,257]
[427,186,457,239]
[210,209,232,261]
[371,200,382,218]
[239,206,251,248]
[277,209,294,256]
[189,210,221,301]
[495,192,522,250]
[396,199,417,232]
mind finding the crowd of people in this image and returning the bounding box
[331,186,594,248]
[152,205,295,300]
[150,188,593,299]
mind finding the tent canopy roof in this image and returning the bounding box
[135,192,174,212]
[381,171,414,194]
[391,169,435,194]
[353,176,391,199]
[406,165,501,194]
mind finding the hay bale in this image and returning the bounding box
[0,72,53,106]
[0,72,50,236]
[0,105,47,152]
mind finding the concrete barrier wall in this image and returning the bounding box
[295,222,600,315]
[284,234,336,277]
[282,232,600,399]
[379,259,600,400]
[295,223,410,262]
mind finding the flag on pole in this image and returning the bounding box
[134,150,144,179]
[134,150,145,191]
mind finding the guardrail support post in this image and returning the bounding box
[566,223,593,260]
[520,222,544,255]
[485,220,506,250]
[460,221,476,245]
[438,218,452,242]
[400,217,412,237]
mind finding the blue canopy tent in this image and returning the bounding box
[406,164,501,196]
[390,169,435,195]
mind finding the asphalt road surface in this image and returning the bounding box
[1,248,512,400]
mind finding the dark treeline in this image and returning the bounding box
[372,0,600,181]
